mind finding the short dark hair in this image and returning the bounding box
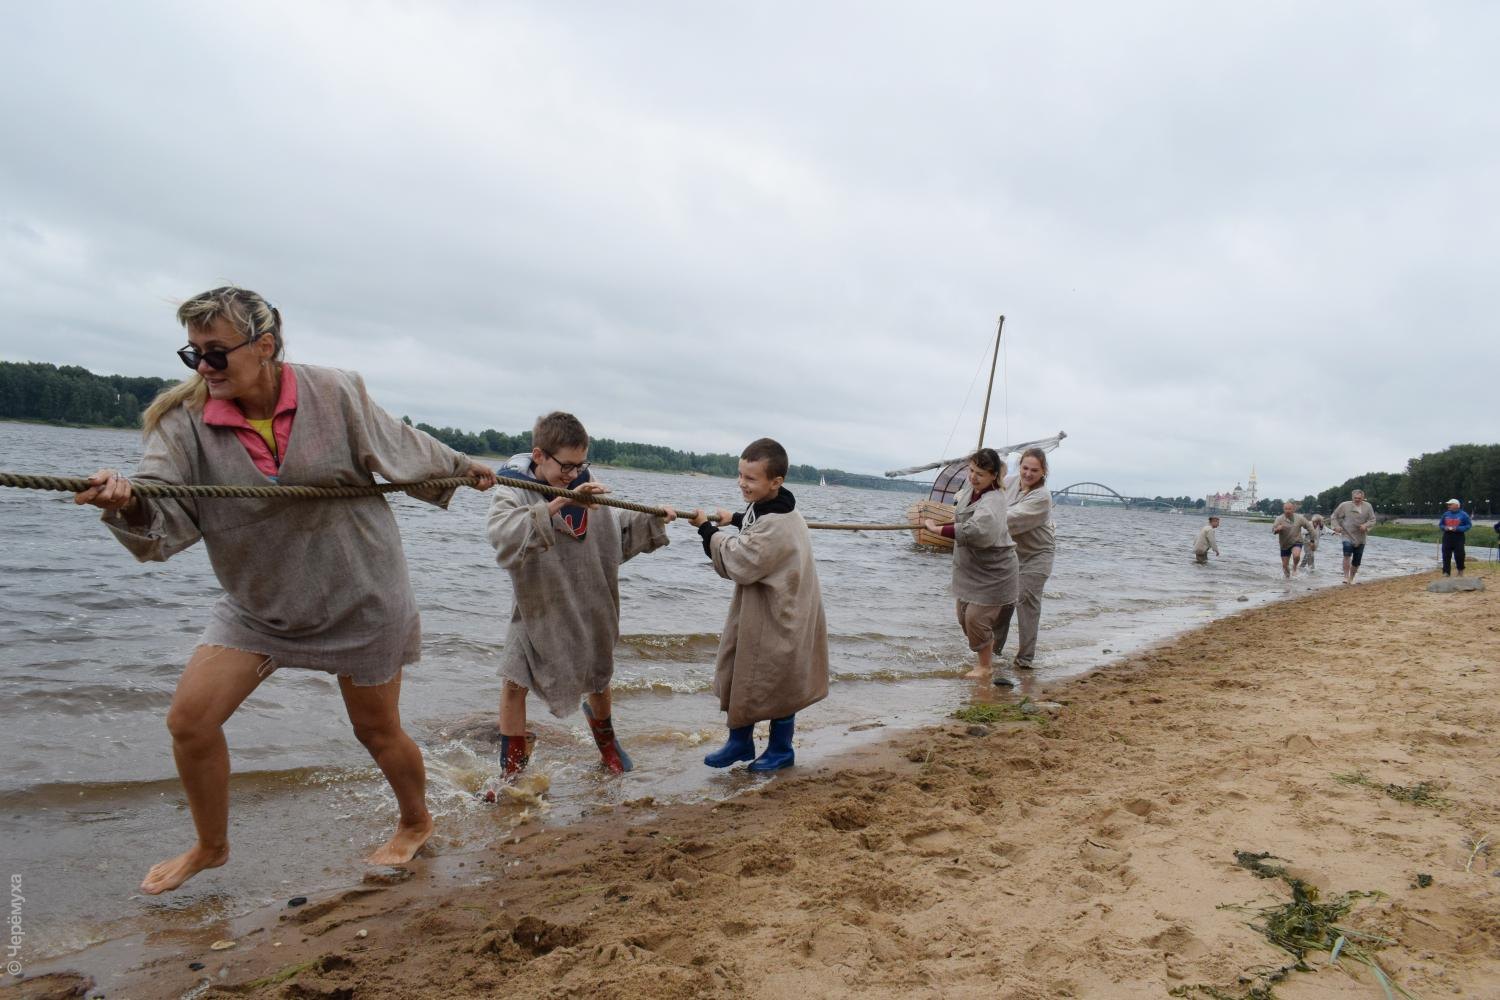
[533,411,588,453]
[741,437,788,479]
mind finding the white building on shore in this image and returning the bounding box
[1207,467,1259,513]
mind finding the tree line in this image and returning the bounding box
[1256,444,1500,518]
[406,420,924,492]
[0,361,175,428]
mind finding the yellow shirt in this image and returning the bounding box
[246,417,278,460]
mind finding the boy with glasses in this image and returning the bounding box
[484,411,675,787]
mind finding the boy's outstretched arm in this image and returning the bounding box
[706,523,792,585]
[619,507,673,561]
[487,488,559,569]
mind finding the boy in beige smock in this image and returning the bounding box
[486,412,674,783]
[688,438,829,772]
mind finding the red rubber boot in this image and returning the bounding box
[582,701,634,774]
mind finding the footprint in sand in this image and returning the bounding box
[902,827,963,857]
[1145,924,1209,958]
[1080,838,1130,872]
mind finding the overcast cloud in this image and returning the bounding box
[1,2,1495,500]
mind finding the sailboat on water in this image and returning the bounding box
[884,315,1066,550]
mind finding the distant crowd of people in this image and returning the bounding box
[1192,488,1491,582]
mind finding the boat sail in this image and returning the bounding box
[884,316,1066,549]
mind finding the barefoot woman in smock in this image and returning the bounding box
[924,448,1019,681]
[74,287,495,894]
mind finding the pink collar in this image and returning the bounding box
[203,364,299,428]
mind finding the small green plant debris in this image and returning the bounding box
[1412,873,1433,889]
[1170,980,1282,1000]
[1174,852,1419,1000]
[1235,851,1288,880]
[241,960,318,989]
[1334,770,1450,808]
[950,699,1038,725]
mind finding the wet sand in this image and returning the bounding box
[16,567,1500,999]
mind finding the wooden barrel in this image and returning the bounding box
[906,499,955,550]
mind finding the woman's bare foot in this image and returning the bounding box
[962,666,988,680]
[367,815,434,866]
[140,843,229,895]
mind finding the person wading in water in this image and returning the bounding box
[76,286,495,894]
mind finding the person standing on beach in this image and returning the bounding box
[992,447,1055,674]
[73,286,495,895]
[485,412,675,786]
[1272,501,1312,578]
[689,438,829,772]
[1193,515,1222,564]
[1438,499,1471,576]
[1331,489,1378,584]
[922,448,1019,682]
[1302,514,1324,572]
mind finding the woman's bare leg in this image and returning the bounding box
[142,645,270,894]
[339,671,433,865]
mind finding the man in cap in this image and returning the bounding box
[1438,499,1472,576]
[1331,488,1377,584]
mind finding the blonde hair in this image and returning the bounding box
[143,287,284,436]
[1018,447,1049,489]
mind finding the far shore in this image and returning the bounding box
[24,565,1500,999]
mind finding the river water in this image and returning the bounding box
[0,421,1438,962]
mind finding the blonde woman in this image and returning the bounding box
[74,287,494,894]
[923,448,1018,680]
[994,447,1056,672]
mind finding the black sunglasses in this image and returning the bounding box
[177,339,254,371]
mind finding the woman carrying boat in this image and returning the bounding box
[73,286,495,894]
[923,448,1018,680]
[992,447,1056,674]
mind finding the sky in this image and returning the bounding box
[1,2,1495,500]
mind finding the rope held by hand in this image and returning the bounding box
[0,471,918,532]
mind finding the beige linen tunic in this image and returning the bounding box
[487,475,668,718]
[708,511,830,727]
[102,364,470,685]
[1272,513,1312,549]
[1332,500,1376,545]
[950,483,1019,607]
[1003,477,1056,562]
[1194,524,1219,557]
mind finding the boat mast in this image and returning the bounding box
[975,315,1005,450]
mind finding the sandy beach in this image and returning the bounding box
[15,566,1500,999]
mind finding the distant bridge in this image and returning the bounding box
[1051,482,1178,510]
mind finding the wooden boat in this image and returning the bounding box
[884,315,1066,550]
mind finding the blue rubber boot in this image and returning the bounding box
[703,725,755,768]
[748,715,796,772]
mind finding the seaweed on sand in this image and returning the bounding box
[1171,852,1420,1000]
[1334,770,1450,808]
[950,699,1040,725]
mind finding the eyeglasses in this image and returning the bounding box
[177,339,254,371]
[541,450,589,477]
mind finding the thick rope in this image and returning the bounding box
[0,471,919,532]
